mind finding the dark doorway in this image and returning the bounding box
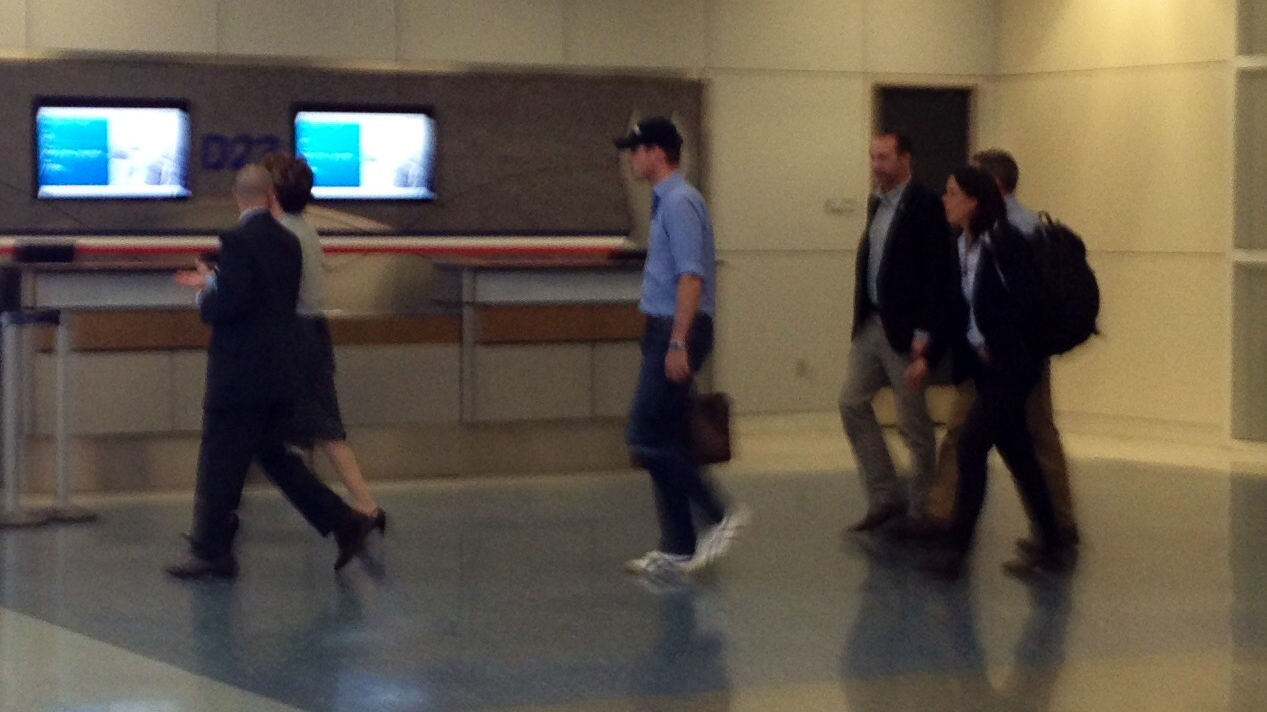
[874,86,972,195]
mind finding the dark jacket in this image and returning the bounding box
[852,181,956,366]
[949,221,1043,383]
[200,210,304,410]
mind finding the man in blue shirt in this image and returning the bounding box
[615,117,748,580]
[974,149,1041,236]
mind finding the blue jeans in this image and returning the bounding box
[627,315,726,556]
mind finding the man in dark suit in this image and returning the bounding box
[839,132,955,533]
[165,165,375,580]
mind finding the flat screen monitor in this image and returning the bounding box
[34,100,191,199]
[293,105,436,201]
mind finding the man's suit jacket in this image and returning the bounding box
[200,211,304,410]
[949,221,1043,383]
[852,181,955,365]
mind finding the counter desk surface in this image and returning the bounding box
[431,255,644,307]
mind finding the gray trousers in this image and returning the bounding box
[838,313,936,513]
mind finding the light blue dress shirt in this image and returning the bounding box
[639,172,717,319]
[1005,194,1041,236]
[958,230,986,350]
[866,181,909,308]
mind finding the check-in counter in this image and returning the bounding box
[430,256,645,423]
[0,249,646,496]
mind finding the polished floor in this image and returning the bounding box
[2,446,1267,711]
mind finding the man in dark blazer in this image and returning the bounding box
[839,132,955,533]
[165,165,376,580]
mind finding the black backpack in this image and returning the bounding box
[1028,213,1100,356]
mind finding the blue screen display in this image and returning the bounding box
[36,105,191,199]
[296,122,361,188]
[38,117,110,187]
[295,110,436,200]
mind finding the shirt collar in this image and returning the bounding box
[652,171,685,203]
[874,179,910,206]
[239,206,269,224]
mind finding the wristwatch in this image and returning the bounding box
[668,339,687,351]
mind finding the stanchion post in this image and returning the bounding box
[0,311,49,528]
[48,311,94,523]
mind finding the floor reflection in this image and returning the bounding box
[0,463,1263,711]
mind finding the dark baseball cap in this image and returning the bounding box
[613,117,683,151]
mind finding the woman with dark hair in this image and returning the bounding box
[262,153,386,532]
[918,166,1066,578]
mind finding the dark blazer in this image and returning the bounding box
[200,210,304,410]
[852,181,955,365]
[949,221,1043,383]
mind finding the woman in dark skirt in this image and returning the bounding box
[264,153,386,532]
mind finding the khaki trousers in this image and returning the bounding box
[924,364,1077,533]
[839,314,937,512]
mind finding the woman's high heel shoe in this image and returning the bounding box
[371,508,387,535]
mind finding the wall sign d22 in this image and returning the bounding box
[199,134,283,171]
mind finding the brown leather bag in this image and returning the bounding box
[688,391,733,465]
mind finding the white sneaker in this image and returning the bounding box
[624,551,691,590]
[624,550,690,574]
[689,504,751,572]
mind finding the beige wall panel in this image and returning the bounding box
[864,0,997,76]
[1233,263,1267,440]
[473,344,591,421]
[972,80,1001,151]
[563,0,704,69]
[28,0,216,54]
[0,0,25,49]
[171,351,207,432]
[335,344,460,425]
[33,352,172,435]
[398,0,565,65]
[1050,253,1227,429]
[990,65,1230,254]
[592,341,640,418]
[218,0,397,60]
[714,251,854,413]
[1246,0,1267,54]
[707,72,870,252]
[997,0,1234,74]
[706,0,865,72]
[1236,71,1267,249]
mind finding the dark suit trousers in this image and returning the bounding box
[950,355,1063,555]
[189,400,351,560]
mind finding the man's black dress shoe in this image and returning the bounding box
[164,553,238,580]
[847,501,906,532]
[918,549,966,580]
[1015,526,1080,555]
[334,511,377,571]
[886,514,952,541]
[1002,546,1073,579]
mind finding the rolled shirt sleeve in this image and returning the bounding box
[663,194,708,279]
